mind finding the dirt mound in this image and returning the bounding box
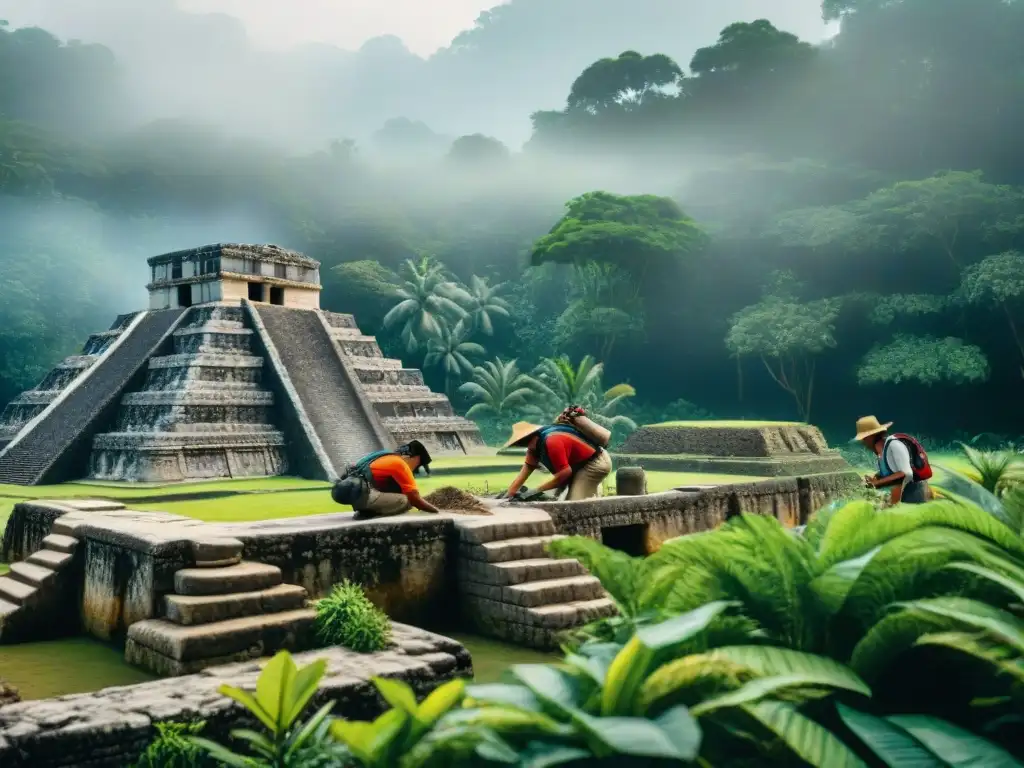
[425,486,492,515]
[0,680,20,708]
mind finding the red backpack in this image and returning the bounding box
[885,433,933,482]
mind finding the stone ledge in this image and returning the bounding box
[0,624,471,768]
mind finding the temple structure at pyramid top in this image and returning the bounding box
[147,243,322,311]
[0,243,483,485]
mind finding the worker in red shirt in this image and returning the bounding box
[502,421,612,501]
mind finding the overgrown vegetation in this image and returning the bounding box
[314,581,393,653]
[133,720,211,768]
[174,463,1024,766]
[4,0,1024,438]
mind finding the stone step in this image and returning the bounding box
[7,561,57,588]
[459,557,586,587]
[174,561,282,596]
[465,535,567,563]
[27,550,73,570]
[41,534,79,554]
[465,594,618,632]
[0,576,37,606]
[527,597,619,628]
[503,575,605,608]
[165,584,307,625]
[455,512,557,545]
[126,608,315,661]
[0,597,18,618]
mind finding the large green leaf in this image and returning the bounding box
[283,658,326,728]
[810,547,882,614]
[255,650,294,731]
[914,631,1024,685]
[837,703,945,768]
[602,601,735,715]
[465,683,544,712]
[742,700,867,767]
[511,664,585,713]
[571,708,702,761]
[946,562,1024,604]
[892,597,1024,652]
[707,645,871,697]
[374,676,420,715]
[889,714,1024,767]
[692,673,858,717]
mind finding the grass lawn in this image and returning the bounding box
[0,451,976,530]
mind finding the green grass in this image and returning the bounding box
[0,452,974,529]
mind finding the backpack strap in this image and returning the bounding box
[534,425,601,475]
[347,450,397,486]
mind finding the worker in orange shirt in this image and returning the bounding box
[502,421,612,501]
[331,440,442,519]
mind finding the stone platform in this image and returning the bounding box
[616,420,854,477]
[0,624,471,768]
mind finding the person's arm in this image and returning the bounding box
[875,440,912,499]
[534,466,573,492]
[506,463,536,497]
[407,490,442,514]
[393,462,441,514]
[869,472,906,488]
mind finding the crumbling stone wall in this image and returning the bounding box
[533,474,859,553]
[235,515,455,629]
[621,423,833,458]
[0,625,471,768]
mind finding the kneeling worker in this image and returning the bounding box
[331,441,442,519]
[502,418,612,501]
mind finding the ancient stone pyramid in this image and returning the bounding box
[0,244,482,485]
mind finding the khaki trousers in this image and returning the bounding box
[354,488,412,518]
[565,450,613,501]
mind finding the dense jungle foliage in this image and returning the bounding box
[162,463,1024,766]
[2,0,1023,442]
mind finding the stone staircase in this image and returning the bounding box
[455,509,617,649]
[0,309,187,486]
[0,315,138,453]
[254,304,388,474]
[125,538,314,676]
[89,305,287,482]
[321,311,484,455]
[0,533,80,643]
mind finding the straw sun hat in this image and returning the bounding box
[853,415,893,442]
[503,422,543,449]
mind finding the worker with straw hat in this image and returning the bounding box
[501,419,612,501]
[854,416,932,505]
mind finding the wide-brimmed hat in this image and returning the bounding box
[853,416,892,442]
[398,440,432,474]
[503,422,543,449]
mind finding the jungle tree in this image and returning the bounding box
[726,274,840,422]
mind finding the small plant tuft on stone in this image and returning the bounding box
[315,580,393,653]
[134,720,210,768]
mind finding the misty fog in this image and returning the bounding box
[2,0,1021,440]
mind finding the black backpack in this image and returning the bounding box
[331,450,397,505]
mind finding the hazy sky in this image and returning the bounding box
[180,0,503,54]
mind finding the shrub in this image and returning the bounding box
[315,580,392,652]
[134,720,210,768]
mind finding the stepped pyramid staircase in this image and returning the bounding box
[0,314,137,453]
[322,311,484,455]
[0,532,80,642]
[455,509,617,648]
[89,305,287,482]
[125,536,315,676]
[0,309,187,485]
